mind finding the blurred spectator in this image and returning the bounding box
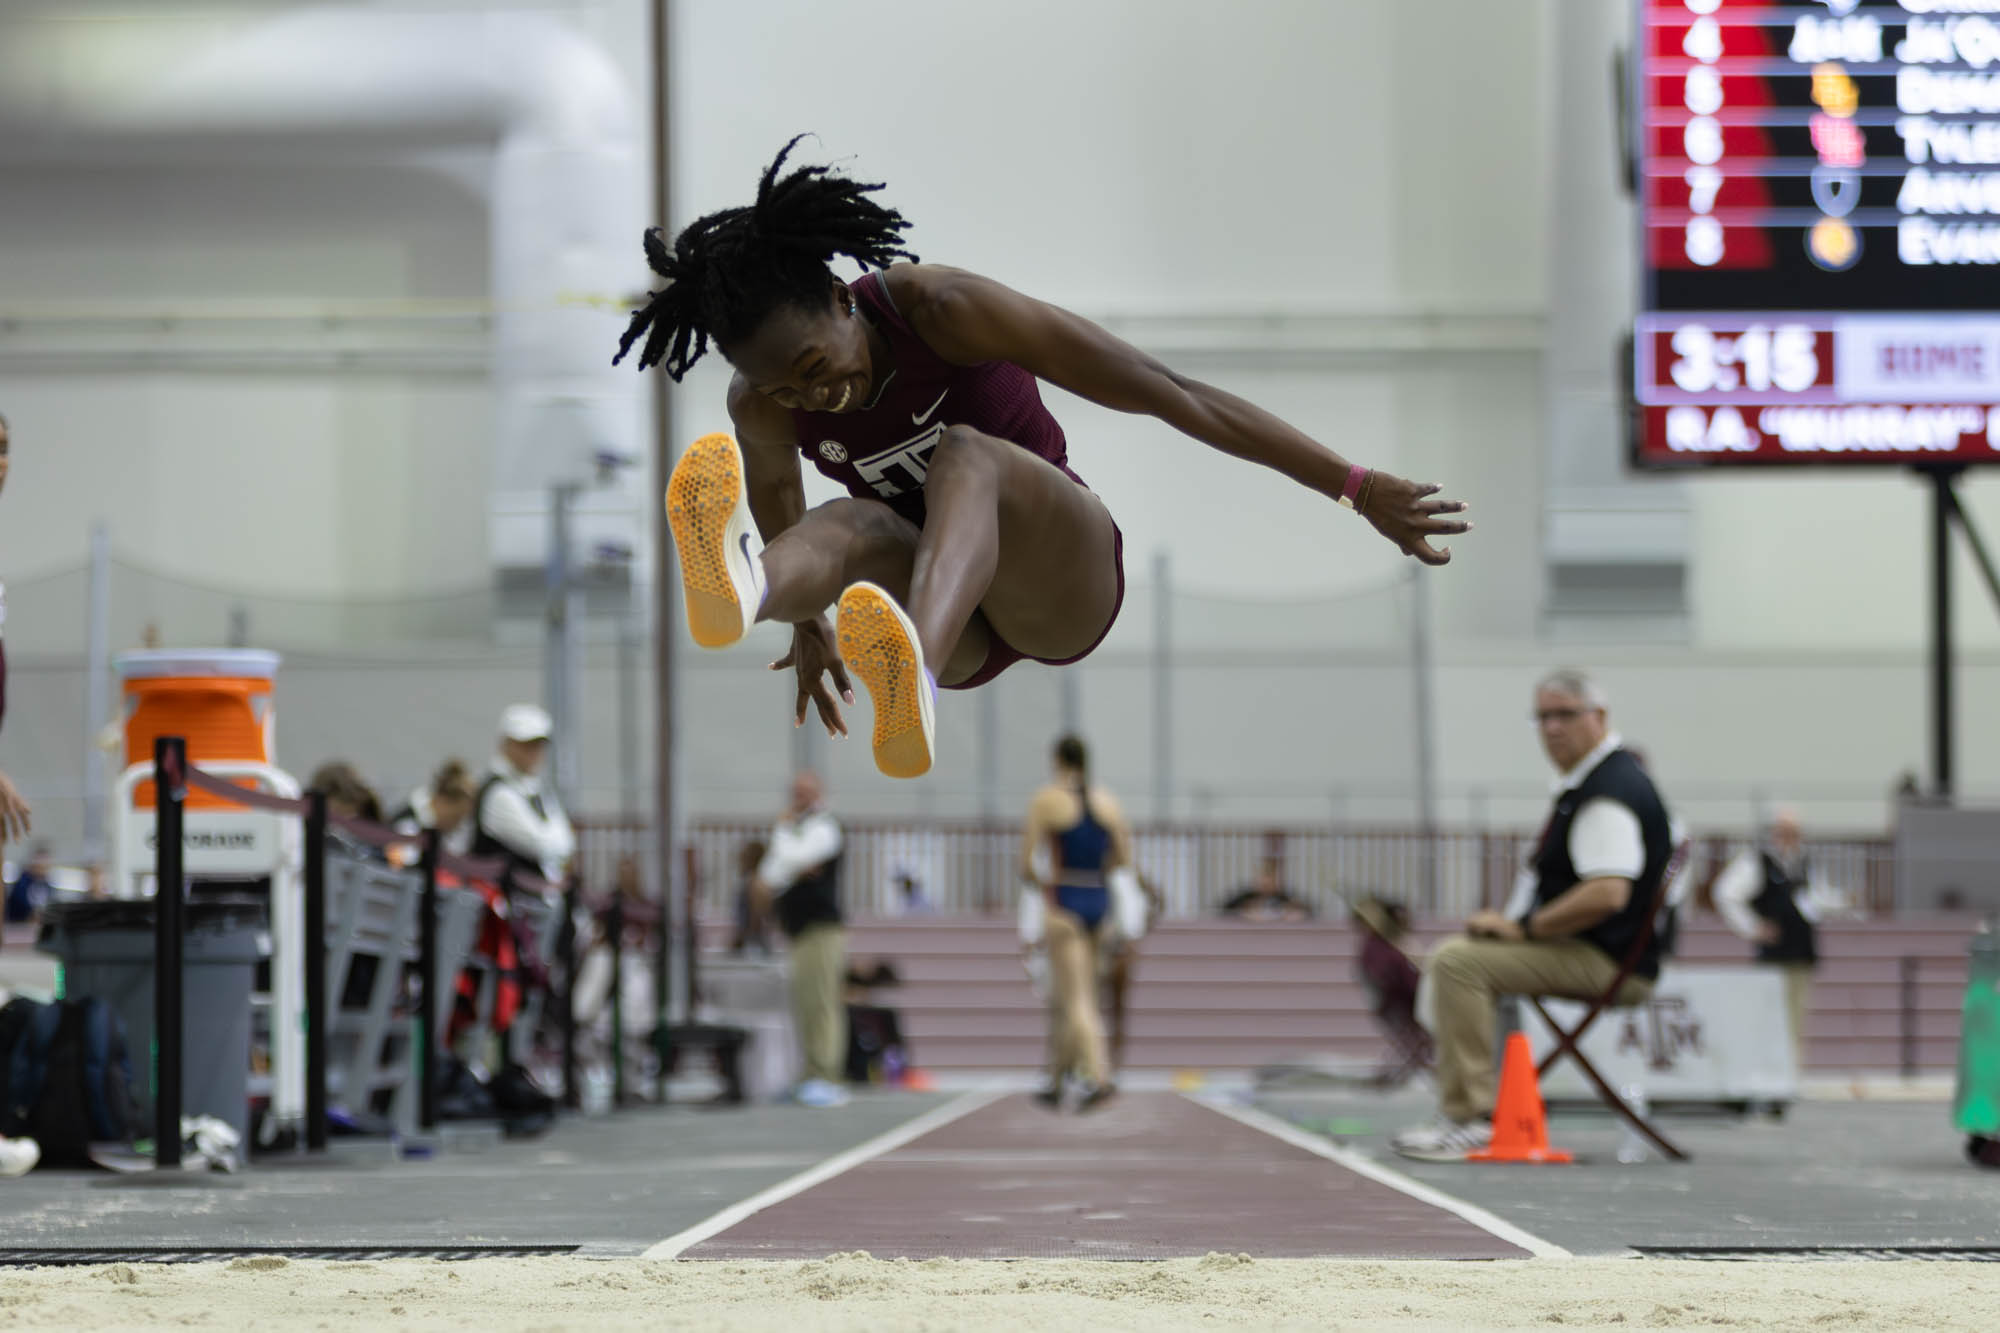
[1220,856,1313,921]
[1713,806,1854,1078]
[470,704,575,884]
[757,771,847,1108]
[1351,895,1432,1087]
[84,862,109,901]
[844,959,912,1085]
[894,866,936,915]
[306,760,384,823]
[390,757,478,858]
[1394,668,1676,1162]
[4,842,53,927]
[0,410,30,848]
[1021,735,1131,1112]
[730,838,774,955]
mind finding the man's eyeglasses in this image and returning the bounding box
[1533,707,1589,724]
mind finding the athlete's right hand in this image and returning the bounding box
[771,616,855,738]
[0,770,30,843]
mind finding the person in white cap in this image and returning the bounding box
[470,703,576,884]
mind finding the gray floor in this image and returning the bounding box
[1,1080,1993,1262]
[0,1093,950,1258]
[1255,1084,2000,1256]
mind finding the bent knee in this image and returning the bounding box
[928,424,1006,481]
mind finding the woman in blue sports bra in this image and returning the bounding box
[1020,735,1132,1112]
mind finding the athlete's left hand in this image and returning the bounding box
[1359,472,1471,565]
[771,616,854,738]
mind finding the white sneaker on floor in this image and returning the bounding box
[1390,1116,1491,1162]
[0,1135,40,1177]
[795,1079,851,1109]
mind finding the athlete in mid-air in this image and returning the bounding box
[617,138,1470,778]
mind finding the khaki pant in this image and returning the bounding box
[1429,936,1653,1123]
[1044,908,1109,1088]
[788,923,848,1085]
[1777,961,1814,1073]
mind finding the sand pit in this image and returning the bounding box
[0,1253,1990,1331]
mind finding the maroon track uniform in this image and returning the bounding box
[788,271,1125,687]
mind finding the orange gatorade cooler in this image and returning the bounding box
[116,649,280,809]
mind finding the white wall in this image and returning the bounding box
[4,0,1996,871]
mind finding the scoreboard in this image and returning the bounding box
[1634,0,2000,466]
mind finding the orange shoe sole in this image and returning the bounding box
[665,432,762,648]
[836,582,936,779]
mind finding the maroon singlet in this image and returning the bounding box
[788,269,1125,688]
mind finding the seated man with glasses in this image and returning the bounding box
[1392,668,1676,1161]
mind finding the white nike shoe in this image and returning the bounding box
[0,1134,40,1177]
[666,432,766,648]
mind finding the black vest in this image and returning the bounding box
[471,772,543,881]
[1531,748,1675,980]
[1752,852,1818,965]
[775,851,843,938]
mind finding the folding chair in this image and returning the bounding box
[1527,838,1693,1162]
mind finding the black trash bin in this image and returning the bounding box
[36,897,267,1147]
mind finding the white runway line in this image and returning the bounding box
[642,1088,1005,1260]
[1187,1095,1574,1260]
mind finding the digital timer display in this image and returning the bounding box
[1634,0,2000,466]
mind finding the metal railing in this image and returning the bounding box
[573,818,1898,921]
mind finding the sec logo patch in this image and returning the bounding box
[819,441,849,463]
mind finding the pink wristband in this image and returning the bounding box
[1337,464,1369,510]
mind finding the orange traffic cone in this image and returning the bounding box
[1467,1031,1573,1164]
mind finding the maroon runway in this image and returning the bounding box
[683,1093,1529,1261]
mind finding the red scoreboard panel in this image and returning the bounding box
[1634,0,2000,466]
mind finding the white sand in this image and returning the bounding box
[0,1253,1994,1332]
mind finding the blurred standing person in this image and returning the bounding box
[471,705,575,885]
[1021,735,1132,1112]
[0,413,38,1174]
[0,412,30,848]
[390,758,479,858]
[4,842,55,932]
[1713,806,1851,1079]
[757,771,848,1107]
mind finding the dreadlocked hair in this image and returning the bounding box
[613,135,918,380]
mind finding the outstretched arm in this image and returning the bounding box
[900,266,1470,564]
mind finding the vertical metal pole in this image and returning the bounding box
[302,791,328,1154]
[547,482,581,806]
[417,830,440,1133]
[1151,550,1172,823]
[152,737,184,1170]
[651,0,678,1095]
[1930,469,1956,800]
[1059,671,1081,737]
[619,612,641,822]
[82,523,112,861]
[1409,566,1439,904]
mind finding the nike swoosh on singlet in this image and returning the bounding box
[911,390,948,425]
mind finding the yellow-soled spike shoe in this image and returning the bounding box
[666,432,765,648]
[836,581,937,779]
